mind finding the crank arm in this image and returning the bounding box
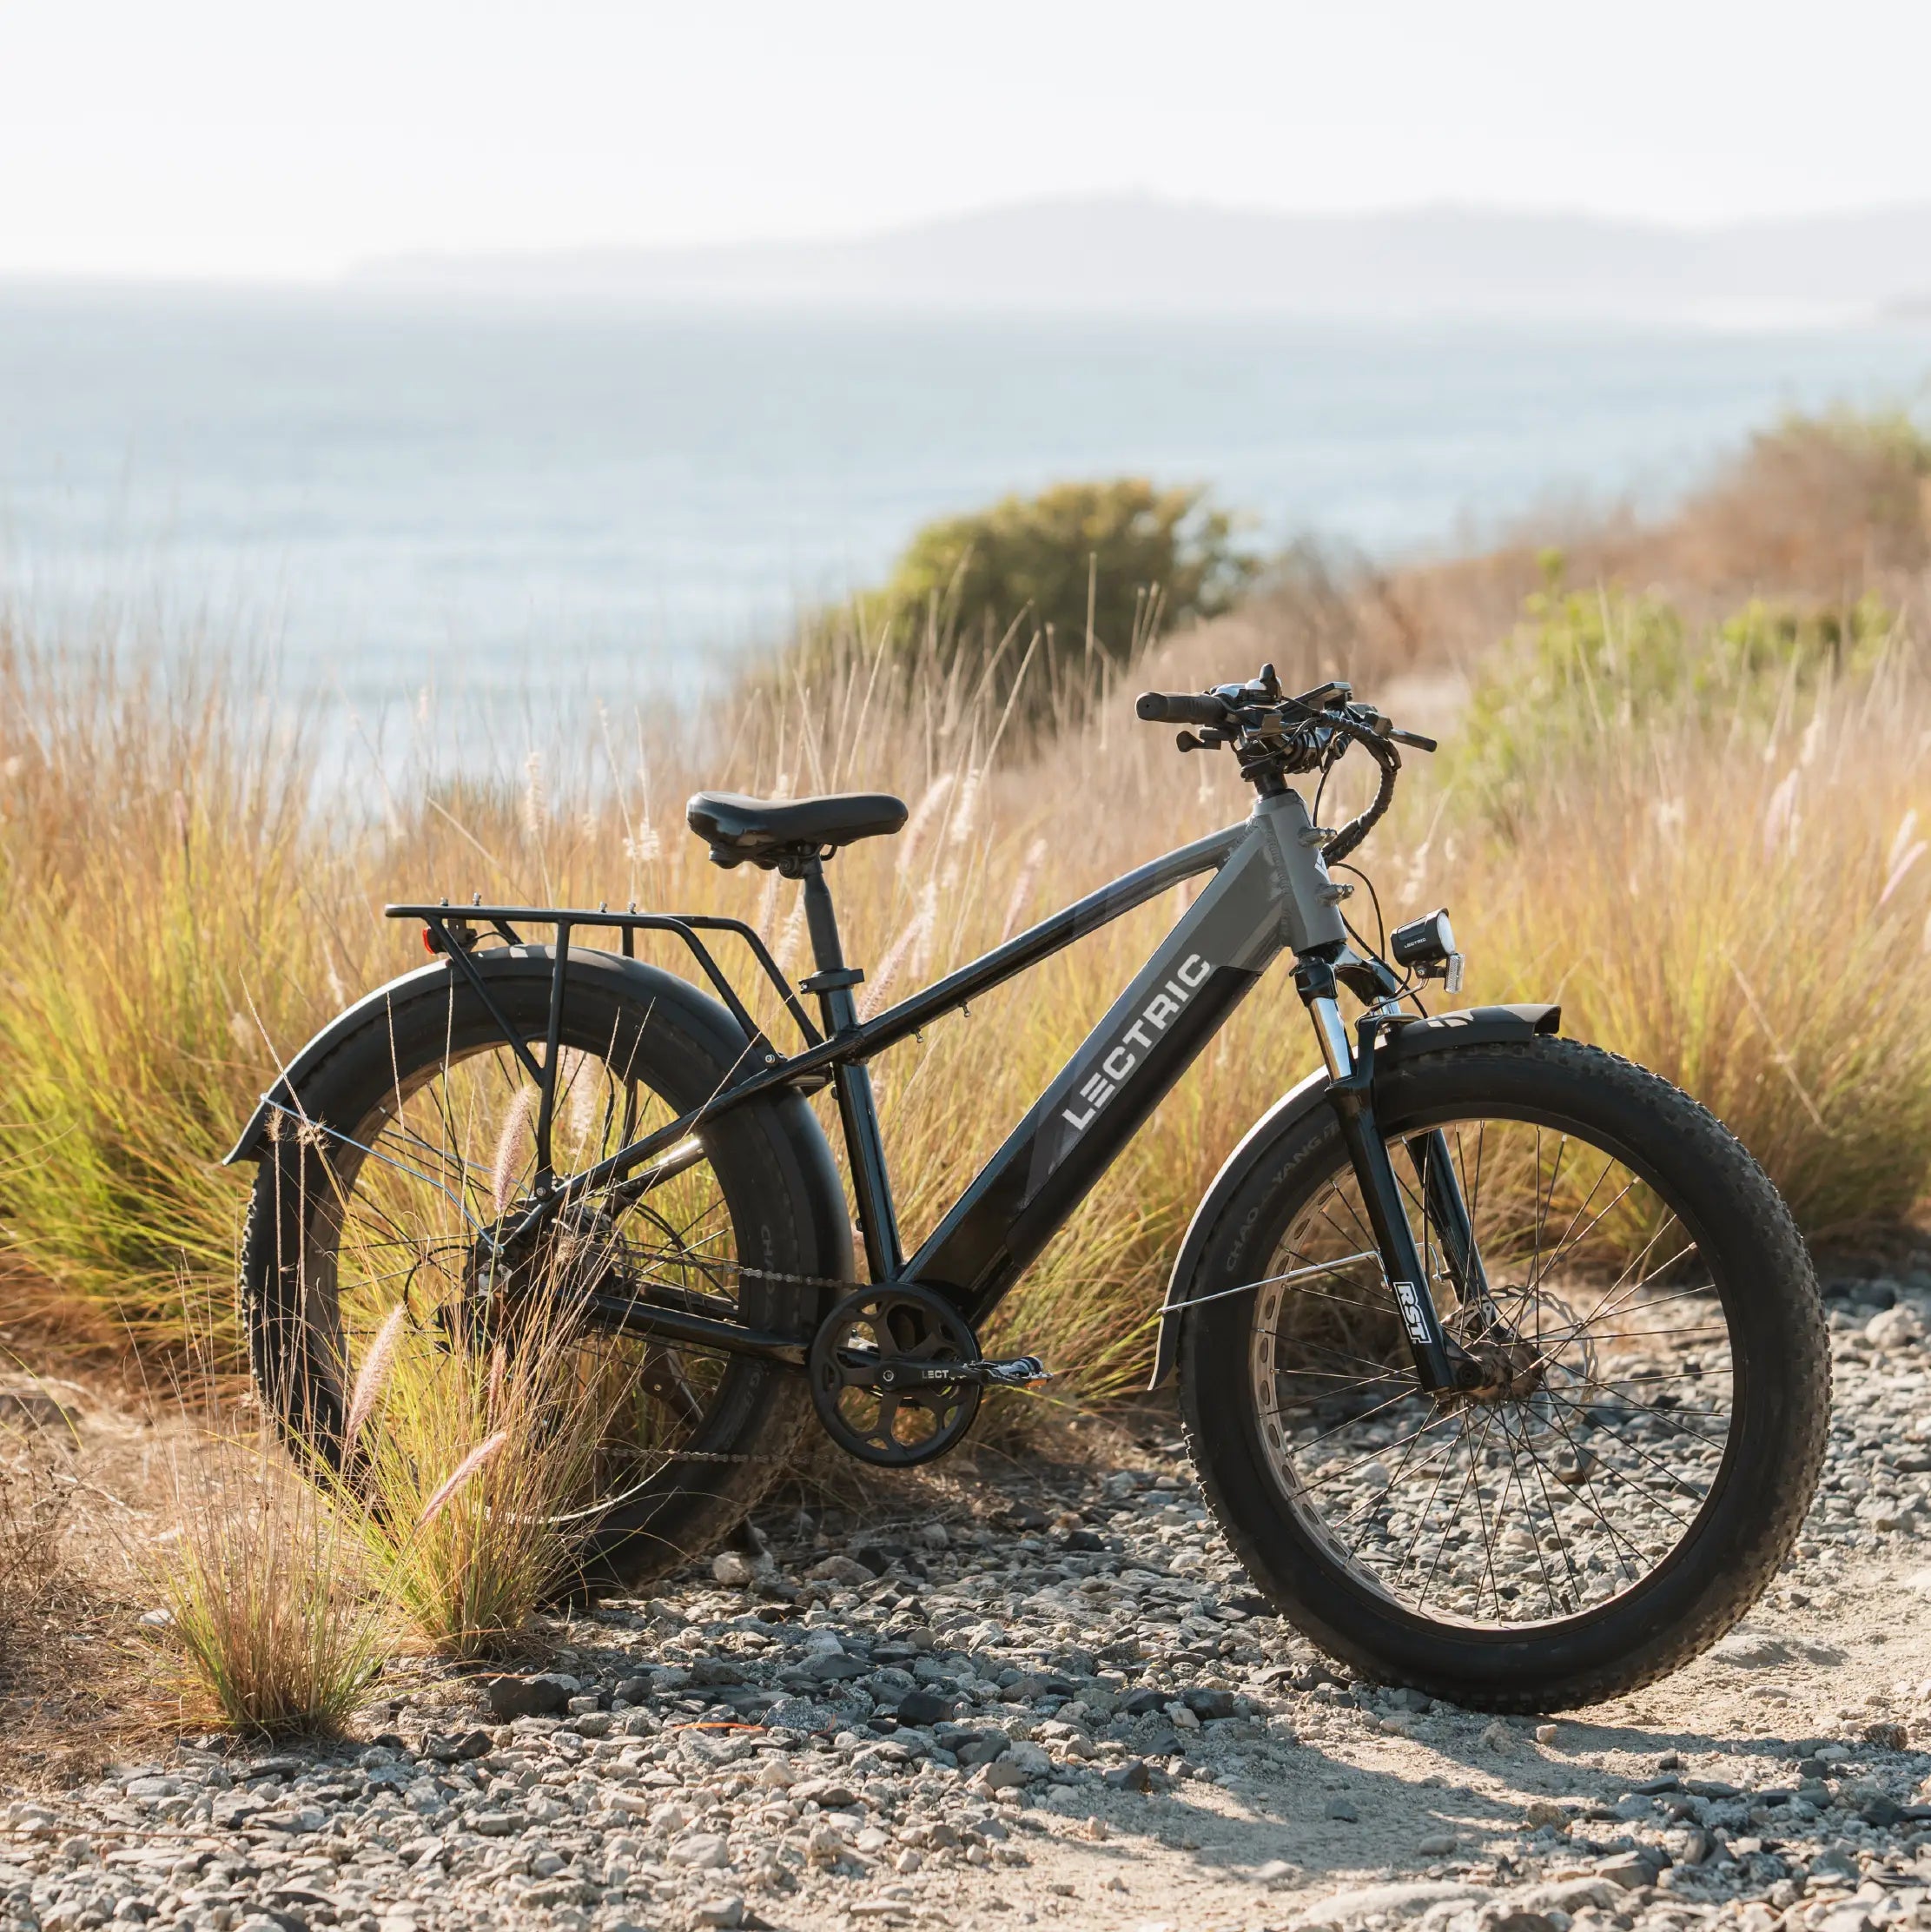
[962,1354,1052,1387]
[878,1354,1052,1390]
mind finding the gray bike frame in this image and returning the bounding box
[394,784,1471,1388]
[890,787,1347,1322]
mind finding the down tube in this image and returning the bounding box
[903,817,1300,1325]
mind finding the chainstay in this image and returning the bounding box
[625,1250,844,1466]
[622,1244,864,1297]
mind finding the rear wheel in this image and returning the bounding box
[1178,1037,1828,1709]
[241,954,841,1590]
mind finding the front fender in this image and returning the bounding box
[1147,1002,1560,1388]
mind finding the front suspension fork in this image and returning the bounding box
[1298,960,1482,1395]
[1409,1126,1500,1330]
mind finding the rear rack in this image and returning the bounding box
[386,898,823,1175]
[388,899,822,1053]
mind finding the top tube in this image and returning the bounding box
[855,817,1251,1058]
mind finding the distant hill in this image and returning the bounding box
[354,195,1931,323]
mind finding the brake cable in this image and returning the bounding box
[1313,714,1403,864]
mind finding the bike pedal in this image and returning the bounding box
[966,1355,1052,1387]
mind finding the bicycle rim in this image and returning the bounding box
[297,1030,745,1521]
[1247,1110,1738,1629]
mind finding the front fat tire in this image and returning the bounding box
[1177,1037,1830,1710]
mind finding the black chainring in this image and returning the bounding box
[808,1285,982,1467]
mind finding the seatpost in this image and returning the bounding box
[796,857,904,1284]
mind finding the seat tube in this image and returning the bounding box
[798,860,904,1284]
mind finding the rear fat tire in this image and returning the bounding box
[1177,1037,1829,1710]
[240,953,846,1592]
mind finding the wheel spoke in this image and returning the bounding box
[270,1021,753,1536]
[1245,1104,1740,1634]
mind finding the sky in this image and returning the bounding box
[3,0,1929,281]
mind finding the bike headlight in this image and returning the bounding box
[1391,909,1456,969]
[1391,909,1465,992]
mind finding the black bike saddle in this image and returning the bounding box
[686,790,909,867]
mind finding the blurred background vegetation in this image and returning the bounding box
[820,479,1258,727]
[3,400,1930,1390]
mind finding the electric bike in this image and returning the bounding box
[229,666,1828,1708]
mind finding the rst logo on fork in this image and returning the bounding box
[1060,952,1213,1133]
[1391,1280,1434,1346]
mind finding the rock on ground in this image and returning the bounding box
[8,1274,1931,1929]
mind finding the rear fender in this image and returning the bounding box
[227,954,475,1164]
[1147,1002,1560,1388]
[226,941,853,1305]
[223,946,760,1163]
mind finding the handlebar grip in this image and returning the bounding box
[1391,728,1438,753]
[1136,691,1230,726]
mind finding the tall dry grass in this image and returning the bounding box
[0,623,362,1351]
[0,1439,68,1657]
[341,1300,632,1658]
[148,1419,383,1737]
[146,1283,619,1716]
[1438,633,1931,1238]
[1,428,1928,1403]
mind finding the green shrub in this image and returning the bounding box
[1454,560,1894,828]
[847,479,1256,722]
[1677,404,1931,589]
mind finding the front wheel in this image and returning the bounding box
[1178,1036,1828,1710]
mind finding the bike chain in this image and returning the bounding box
[625,1247,860,1466]
[628,1246,865,1298]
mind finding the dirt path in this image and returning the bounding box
[2,1282,1928,1932]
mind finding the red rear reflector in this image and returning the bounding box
[422,928,436,954]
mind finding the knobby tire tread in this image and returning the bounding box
[1179,1038,1830,1710]
[238,963,830,1594]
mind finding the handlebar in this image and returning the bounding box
[1135,691,1231,727]
[1134,668,1436,865]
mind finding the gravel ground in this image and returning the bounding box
[10,1274,1931,1932]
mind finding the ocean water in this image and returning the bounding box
[1,286,1927,724]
